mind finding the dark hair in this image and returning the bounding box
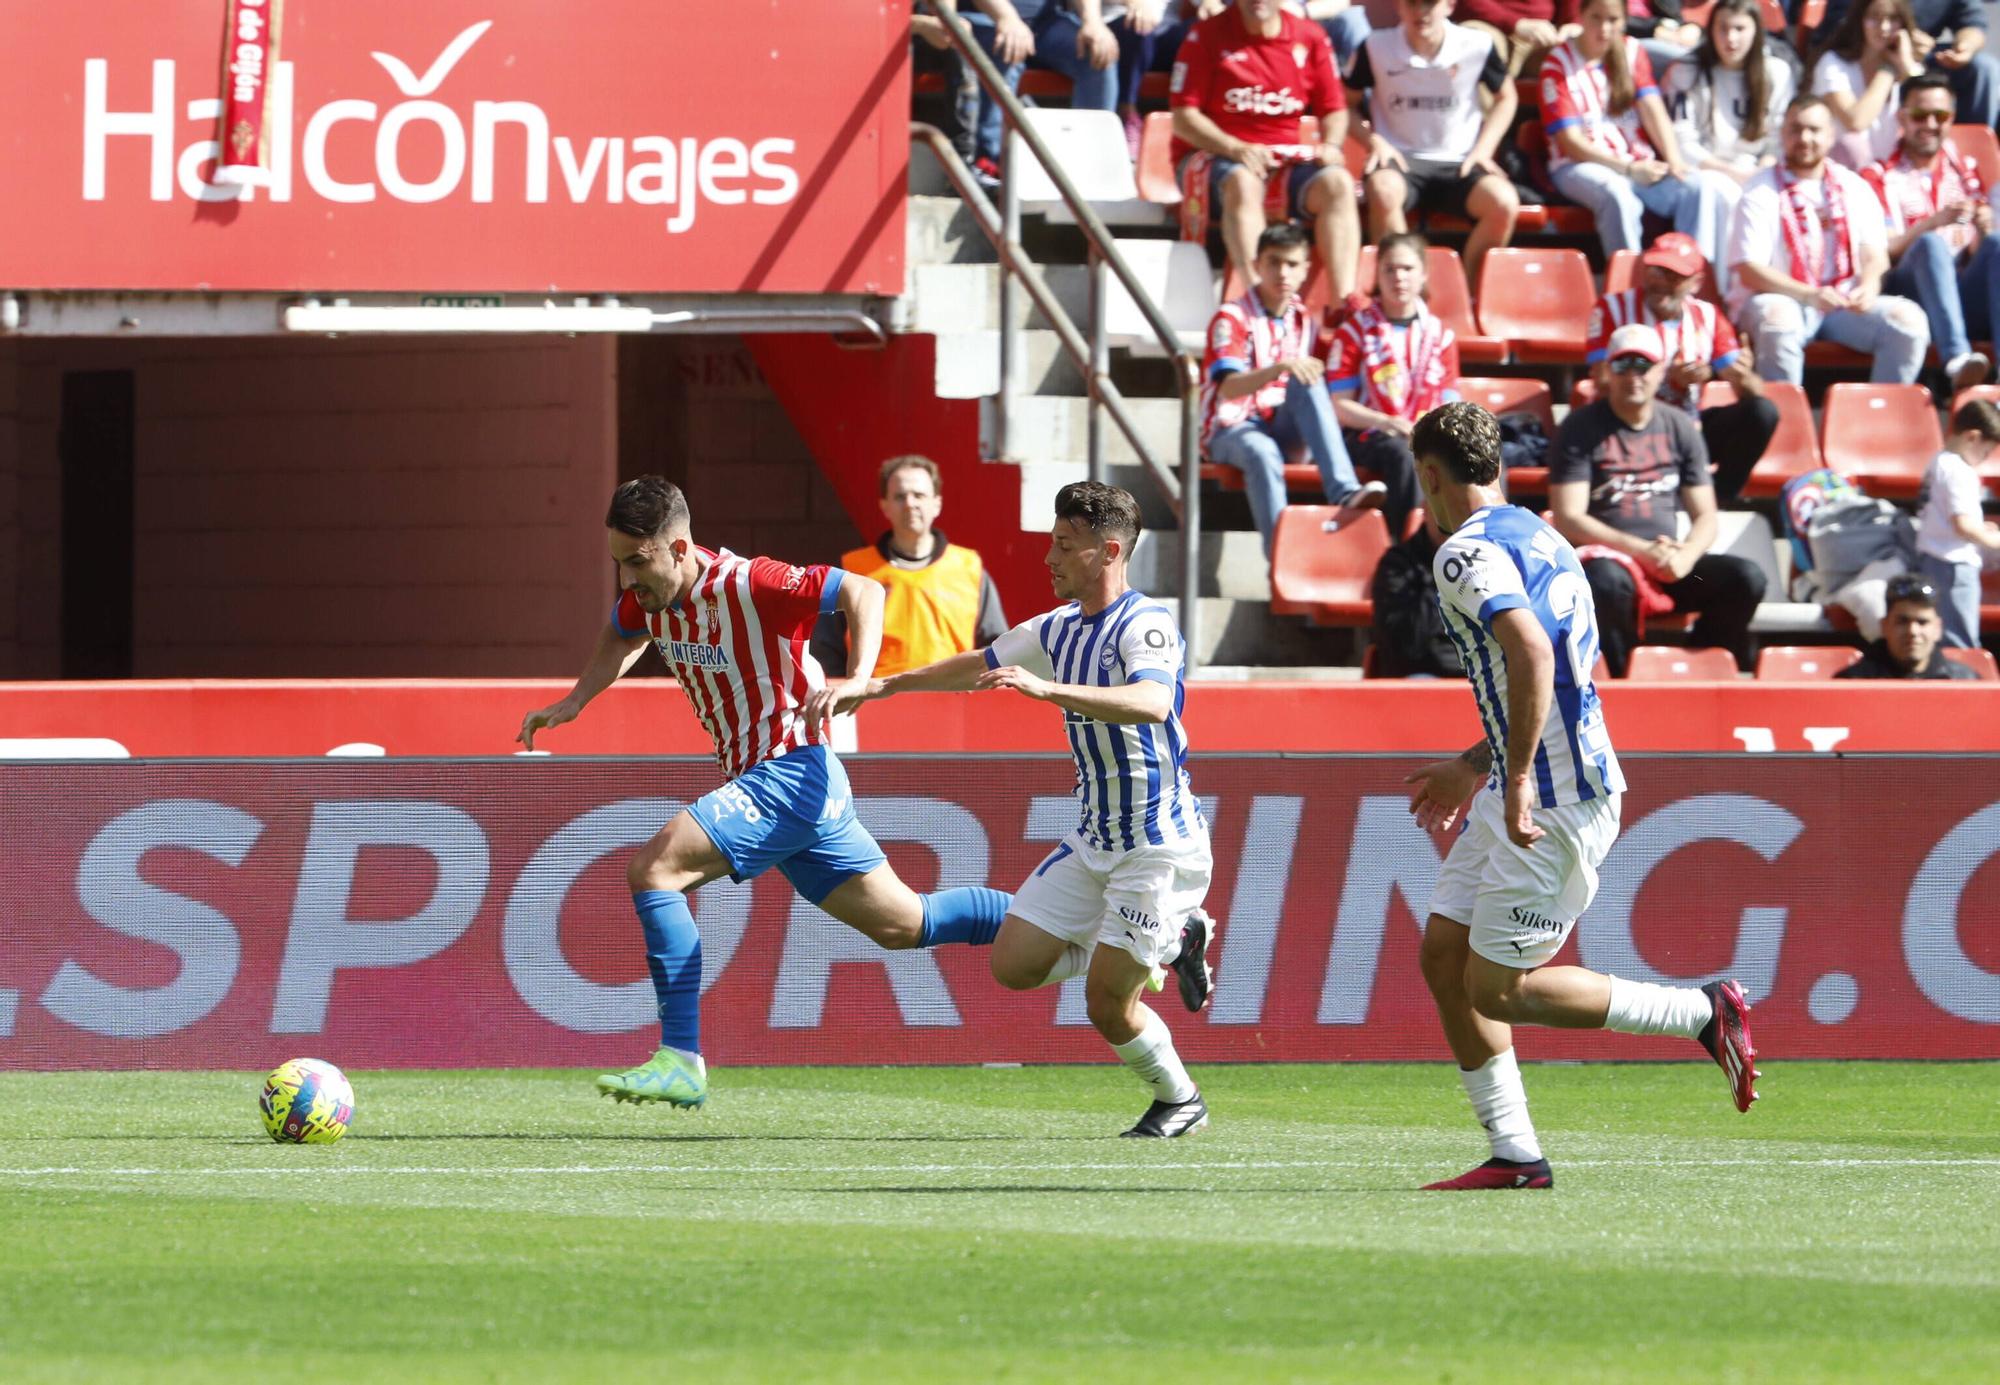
[878,454,941,498]
[1411,401,1503,485]
[1376,231,1430,267]
[1784,92,1834,125]
[1950,398,2000,440]
[606,475,690,538]
[1053,481,1141,549]
[1579,0,1636,114]
[1899,72,1957,109]
[1693,0,1772,144]
[1883,572,1938,610]
[1821,0,1917,66]
[1255,221,1312,258]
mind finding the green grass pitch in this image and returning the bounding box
[2,1062,1996,1383]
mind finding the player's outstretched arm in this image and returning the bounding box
[977,666,1173,724]
[1491,609,1555,849]
[804,573,887,726]
[517,622,649,750]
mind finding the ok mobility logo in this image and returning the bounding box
[80,20,800,232]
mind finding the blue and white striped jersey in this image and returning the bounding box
[1433,504,1626,809]
[984,588,1205,851]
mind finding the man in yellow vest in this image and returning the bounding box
[818,455,1007,677]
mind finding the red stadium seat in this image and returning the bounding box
[1625,645,1739,681]
[1137,112,1179,205]
[1199,462,1323,494]
[1755,645,1864,679]
[1942,646,2000,680]
[1268,505,1391,625]
[1702,380,1823,498]
[1456,377,1555,493]
[1348,245,1505,362]
[1476,248,1595,363]
[1952,124,2000,193]
[1820,383,1941,498]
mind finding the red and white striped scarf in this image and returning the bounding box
[1778,164,1853,289]
[1344,301,1451,422]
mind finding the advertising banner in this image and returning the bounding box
[0,1,908,294]
[3,755,1996,1070]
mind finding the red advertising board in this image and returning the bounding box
[0,1,908,293]
[3,755,1996,1071]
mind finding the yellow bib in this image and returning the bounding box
[840,542,985,677]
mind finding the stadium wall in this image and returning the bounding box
[2,754,1994,1071]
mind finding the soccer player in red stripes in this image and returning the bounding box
[518,477,1010,1109]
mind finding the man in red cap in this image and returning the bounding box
[1584,231,1778,504]
[1550,321,1769,677]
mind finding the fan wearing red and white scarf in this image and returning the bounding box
[1867,141,1991,258]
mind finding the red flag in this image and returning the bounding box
[215,0,283,187]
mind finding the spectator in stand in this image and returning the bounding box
[914,4,981,167]
[1349,0,1521,287]
[1810,0,1928,170]
[1550,322,1768,676]
[1915,400,2000,648]
[1369,508,1464,676]
[1321,232,1452,536]
[1833,571,1983,676]
[817,456,1010,679]
[1726,94,1929,384]
[1586,231,1778,502]
[1626,2,1706,74]
[1810,0,2000,134]
[1661,0,1797,229]
[1866,75,2000,394]
[965,1,1121,181]
[1170,0,1364,304]
[1203,223,1388,554]
[1541,0,1732,269]
[1112,2,1210,157]
[1298,1,1378,72]
[1455,0,1579,77]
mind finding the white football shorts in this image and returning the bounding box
[1427,787,1621,969]
[1010,829,1214,970]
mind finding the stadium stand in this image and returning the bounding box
[1344,246,1505,362]
[1475,247,1596,364]
[1819,384,1942,500]
[1625,645,1741,681]
[1756,646,1865,679]
[1105,239,1213,356]
[1943,646,2000,680]
[1268,505,1391,626]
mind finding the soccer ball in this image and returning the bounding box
[259,1058,355,1144]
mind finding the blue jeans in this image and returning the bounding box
[1742,293,1930,384]
[1207,376,1365,553]
[1549,161,1729,265]
[969,1,1119,163]
[1884,233,2000,368]
[1114,14,1194,106]
[1919,551,1982,650]
[1317,8,1373,74]
[1939,50,2000,129]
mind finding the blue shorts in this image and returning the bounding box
[1179,154,1332,223]
[689,745,886,905]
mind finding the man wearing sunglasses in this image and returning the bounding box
[1550,321,1767,677]
[1834,573,1983,678]
[1863,74,2000,395]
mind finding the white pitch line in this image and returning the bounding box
[0,1157,1996,1177]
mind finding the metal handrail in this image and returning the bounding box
[925,0,1206,671]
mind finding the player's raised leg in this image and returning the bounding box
[598,808,736,1108]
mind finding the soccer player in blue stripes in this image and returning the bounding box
[1401,401,1761,1190]
[840,481,1217,1137]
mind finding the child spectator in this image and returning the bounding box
[1661,0,1797,228]
[1916,399,2000,647]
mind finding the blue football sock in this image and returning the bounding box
[916,887,1010,947]
[634,889,702,1054]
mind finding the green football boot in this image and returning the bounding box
[596,1047,708,1108]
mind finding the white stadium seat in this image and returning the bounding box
[1105,239,1215,357]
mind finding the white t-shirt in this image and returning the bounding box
[1724,161,1889,316]
[1917,448,1985,563]
[1661,54,1794,170]
[1350,22,1508,163]
[1810,53,1901,169]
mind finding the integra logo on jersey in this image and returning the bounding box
[665,640,731,669]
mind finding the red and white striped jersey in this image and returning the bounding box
[613,547,839,780]
[1585,289,1741,415]
[1865,141,1995,257]
[1540,37,1659,169]
[1201,290,1317,446]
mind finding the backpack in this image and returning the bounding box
[1803,495,1918,598]
[1779,468,1863,596]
